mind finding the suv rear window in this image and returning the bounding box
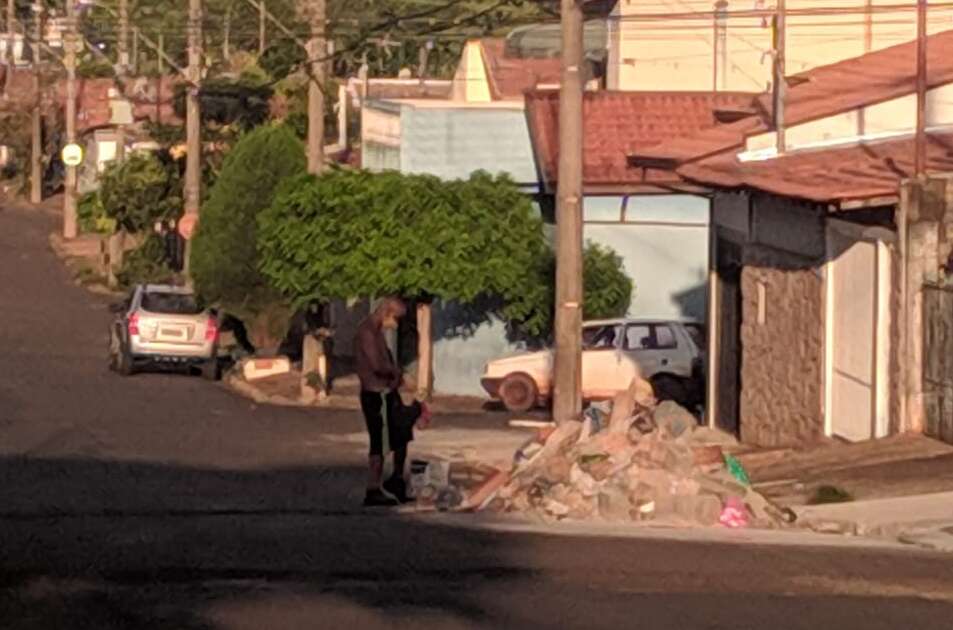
[141,292,202,315]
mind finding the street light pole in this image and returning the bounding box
[552,0,585,425]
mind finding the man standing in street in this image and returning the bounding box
[355,297,427,506]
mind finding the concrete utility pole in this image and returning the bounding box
[915,0,927,177]
[259,0,266,55]
[30,4,42,204]
[306,0,325,174]
[772,0,786,153]
[118,0,129,72]
[552,0,585,425]
[182,0,203,277]
[116,0,129,162]
[63,0,78,239]
[3,0,14,100]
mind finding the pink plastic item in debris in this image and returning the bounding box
[719,497,749,528]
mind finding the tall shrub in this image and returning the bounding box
[190,124,306,346]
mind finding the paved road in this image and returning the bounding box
[3,203,953,630]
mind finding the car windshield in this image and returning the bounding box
[141,291,202,315]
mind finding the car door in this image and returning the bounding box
[623,322,684,378]
[581,323,637,399]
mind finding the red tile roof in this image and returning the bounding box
[481,39,563,100]
[678,132,953,204]
[1,70,180,135]
[525,90,757,191]
[640,28,953,165]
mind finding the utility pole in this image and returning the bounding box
[4,0,14,100]
[182,0,202,277]
[552,0,585,425]
[223,4,231,62]
[915,0,927,177]
[258,0,266,55]
[63,0,78,239]
[306,0,325,174]
[118,0,129,72]
[116,0,129,162]
[30,3,42,204]
[772,0,786,153]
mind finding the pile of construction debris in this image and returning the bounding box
[417,377,795,529]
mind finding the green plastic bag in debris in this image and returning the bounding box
[724,454,751,486]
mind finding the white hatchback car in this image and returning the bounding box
[481,318,705,412]
[108,284,220,379]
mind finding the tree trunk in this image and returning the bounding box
[416,301,433,399]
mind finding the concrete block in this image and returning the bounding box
[242,356,292,381]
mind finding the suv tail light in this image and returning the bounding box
[127,312,139,336]
[205,316,219,342]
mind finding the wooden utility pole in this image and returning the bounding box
[223,4,232,62]
[772,0,786,153]
[306,0,325,174]
[183,0,203,277]
[915,0,928,177]
[259,0,266,55]
[552,0,585,425]
[63,0,78,239]
[30,4,42,204]
[3,0,14,100]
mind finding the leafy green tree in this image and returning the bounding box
[191,124,306,349]
[581,242,634,319]
[99,152,181,233]
[258,168,548,307]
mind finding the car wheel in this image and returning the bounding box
[499,373,538,413]
[651,374,689,407]
[201,358,220,381]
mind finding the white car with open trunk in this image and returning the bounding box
[481,318,705,412]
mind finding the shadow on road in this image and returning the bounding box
[0,455,541,629]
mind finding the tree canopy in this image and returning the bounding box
[191,124,306,320]
[257,168,633,339]
[99,152,182,233]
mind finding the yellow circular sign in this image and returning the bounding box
[61,143,84,167]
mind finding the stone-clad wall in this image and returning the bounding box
[738,247,826,446]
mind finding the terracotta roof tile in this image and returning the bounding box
[481,39,563,100]
[525,90,756,190]
[640,28,953,165]
[678,132,953,203]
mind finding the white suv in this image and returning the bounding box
[108,284,220,379]
[481,319,705,412]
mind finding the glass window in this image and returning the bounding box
[624,324,652,350]
[654,324,677,349]
[583,325,620,350]
[584,196,625,222]
[142,292,202,315]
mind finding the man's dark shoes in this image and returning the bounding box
[363,488,399,507]
[382,477,414,504]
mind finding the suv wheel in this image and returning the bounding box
[201,358,220,381]
[110,332,135,376]
[499,373,538,413]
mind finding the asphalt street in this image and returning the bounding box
[2,202,953,630]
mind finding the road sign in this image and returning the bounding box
[178,214,198,241]
[61,143,84,166]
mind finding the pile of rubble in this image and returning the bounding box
[424,377,796,529]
